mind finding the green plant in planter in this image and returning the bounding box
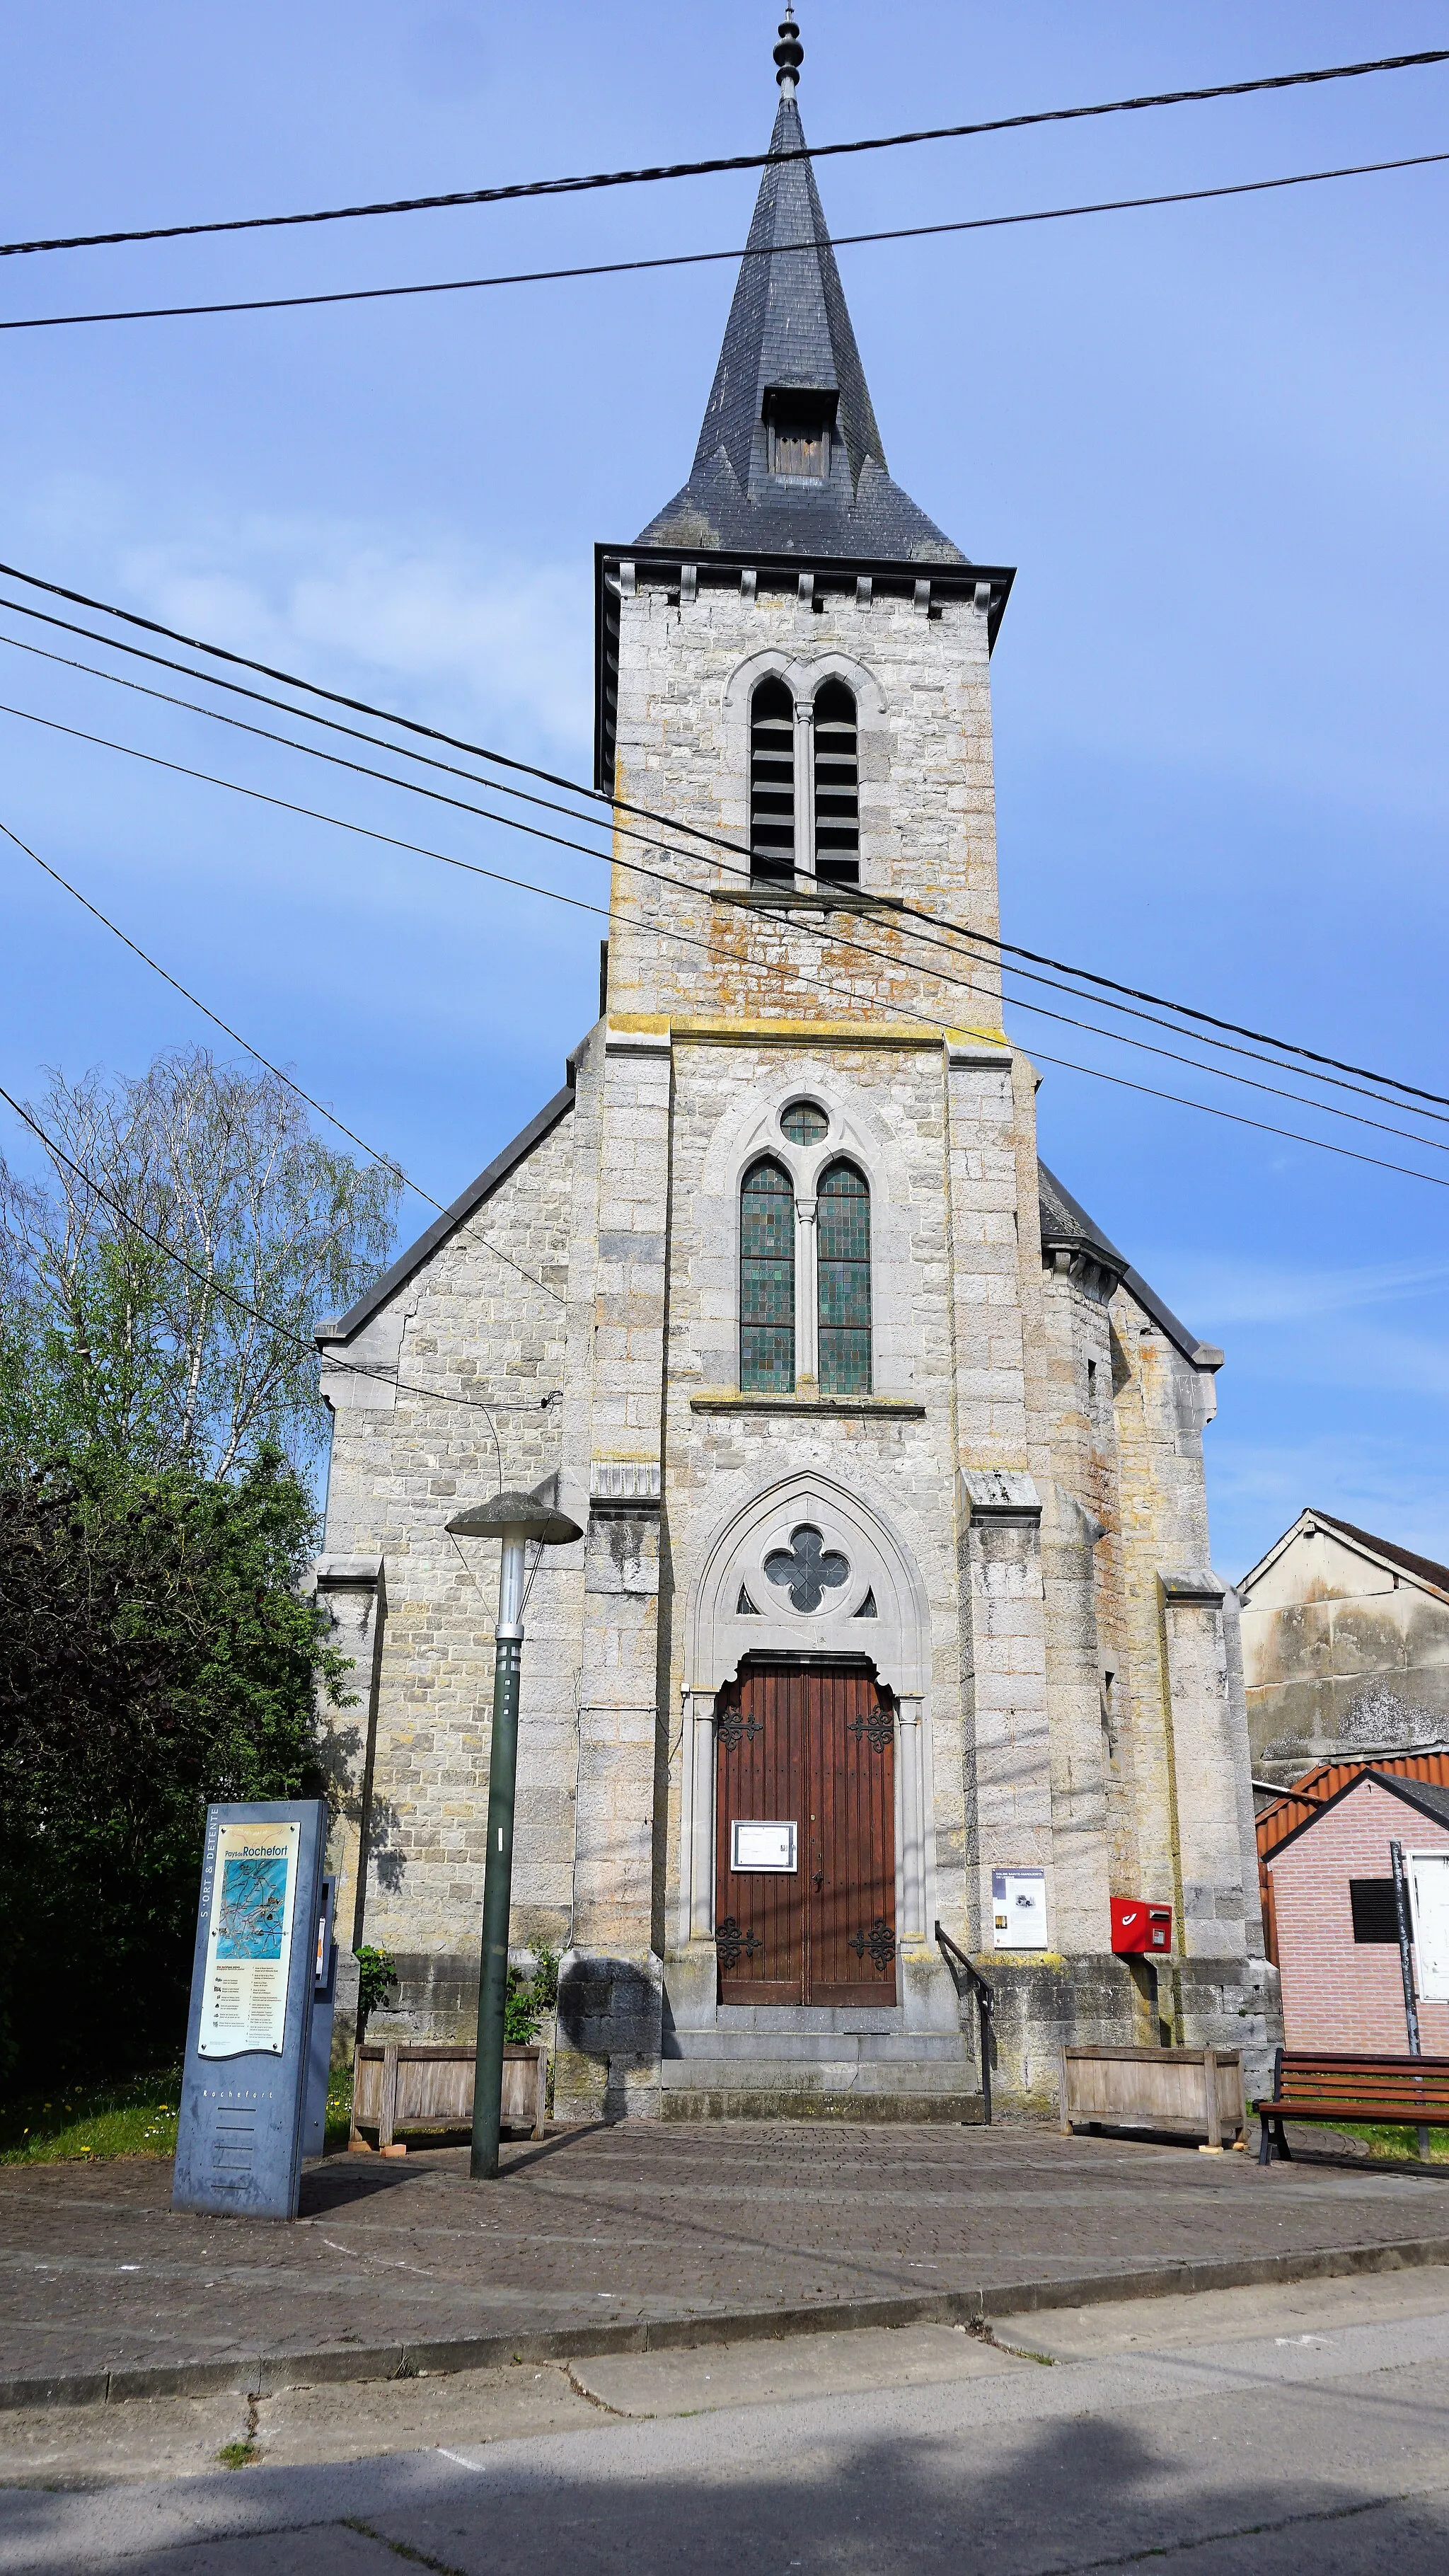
[355,1945,398,2038]
[504,1944,559,2045]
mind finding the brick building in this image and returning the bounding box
[1262,1770,1449,2054]
[312,13,1275,2120]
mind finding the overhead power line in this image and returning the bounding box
[4,47,1444,260]
[0,811,565,1306]
[6,149,1446,333]
[4,689,1447,1195]
[1,554,1443,1121]
[6,618,1449,1163]
[0,1079,553,1456]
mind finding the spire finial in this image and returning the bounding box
[773,6,803,96]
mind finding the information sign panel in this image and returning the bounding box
[991,1865,1049,1950]
[199,1819,302,2057]
[173,1800,325,2221]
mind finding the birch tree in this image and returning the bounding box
[0,1048,400,1480]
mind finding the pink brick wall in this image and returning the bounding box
[1266,1779,1449,2054]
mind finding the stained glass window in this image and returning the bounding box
[741,1157,795,1392]
[781,1100,828,1146]
[818,1161,871,1395]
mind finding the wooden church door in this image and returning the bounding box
[714,1661,897,2006]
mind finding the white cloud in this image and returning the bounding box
[117,517,594,755]
[1138,1251,1449,1330]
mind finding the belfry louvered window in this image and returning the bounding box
[817,1161,871,1395]
[749,676,795,882]
[740,1158,795,1391]
[813,679,860,886]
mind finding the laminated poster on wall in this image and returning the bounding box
[197,1818,302,2057]
[992,1866,1048,1950]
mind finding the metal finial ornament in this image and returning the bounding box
[773,6,803,93]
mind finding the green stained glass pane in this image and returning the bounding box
[781,1101,828,1146]
[817,1161,871,1396]
[741,1158,795,1391]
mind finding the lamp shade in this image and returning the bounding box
[446,1476,582,1549]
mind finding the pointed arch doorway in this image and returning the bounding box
[714,1658,897,2007]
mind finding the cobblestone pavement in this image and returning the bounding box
[3,2122,1446,2386]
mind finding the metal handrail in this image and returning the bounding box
[934,1920,995,2126]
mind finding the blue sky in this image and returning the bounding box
[1,1,1446,1576]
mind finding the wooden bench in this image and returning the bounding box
[1255,2048,1449,2164]
[350,2043,546,2152]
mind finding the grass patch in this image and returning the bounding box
[323,2064,354,2152]
[0,2069,183,2163]
[216,2439,260,2470]
[1328,2119,1449,2164]
[0,2059,357,2164]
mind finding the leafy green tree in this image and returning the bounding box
[0,1047,399,1483]
[0,1050,401,2086]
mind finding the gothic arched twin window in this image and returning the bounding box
[749,676,860,889]
[740,1120,872,1397]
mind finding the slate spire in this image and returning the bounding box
[637,11,966,564]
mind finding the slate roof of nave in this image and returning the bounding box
[635,81,966,565]
[319,1070,1218,1376]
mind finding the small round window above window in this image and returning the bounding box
[780,1101,829,1146]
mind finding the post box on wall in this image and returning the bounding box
[1110,1897,1172,1955]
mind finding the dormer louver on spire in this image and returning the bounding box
[637,13,967,565]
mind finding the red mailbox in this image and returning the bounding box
[1111,1897,1172,1955]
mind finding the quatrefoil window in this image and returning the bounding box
[763,1524,850,1614]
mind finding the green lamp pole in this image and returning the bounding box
[447,1478,582,2180]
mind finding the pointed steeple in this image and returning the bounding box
[638,11,966,564]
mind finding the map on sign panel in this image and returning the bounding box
[216,1854,289,1960]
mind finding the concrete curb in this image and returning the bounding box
[6,2230,1449,2413]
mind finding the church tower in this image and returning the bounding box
[315,11,1276,2122]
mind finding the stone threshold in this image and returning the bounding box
[11,2231,1449,2415]
[690,1393,925,1420]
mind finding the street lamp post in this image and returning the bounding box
[447,1478,582,2180]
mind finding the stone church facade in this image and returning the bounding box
[314,20,1275,2120]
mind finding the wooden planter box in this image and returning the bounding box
[350,2044,546,2151]
[1059,2045,1243,2146]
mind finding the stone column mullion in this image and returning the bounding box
[795,1192,818,1389]
[794,697,816,880]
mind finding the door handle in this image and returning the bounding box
[812,1871,824,1891]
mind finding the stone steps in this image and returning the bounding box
[666,2026,970,2066]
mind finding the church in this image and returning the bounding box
[313,13,1275,2122]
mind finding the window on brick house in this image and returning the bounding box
[741,1158,795,1391]
[813,678,860,887]
[750,677,795,882]
[817,1161,871,1396]
[1349,1878,1401,1943]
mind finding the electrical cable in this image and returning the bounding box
[5,620,1448,1158]
[3,555,1444,1117]
[0,810,565,1304]
[0,1078,554,1454]
[5,46,1444,259]
[6,149,1446,333]
[3,689,1446,1192]
[6,607,1448,1146]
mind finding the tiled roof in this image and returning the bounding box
[1309,1510,1449,1601]
[637,92,966,566]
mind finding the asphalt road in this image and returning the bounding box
[2,2267,1448,2574]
